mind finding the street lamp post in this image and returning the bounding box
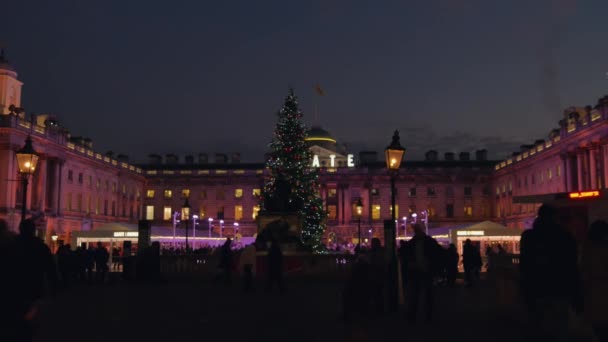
[220,219,224,238]
[208,218,213,237]
[51,234,58,253]
[355,199,363,249]
[421,210,429,235]
[192,215,199,249]
[384,130,405,313]
[402,216,407,238]
[233,222,239,240]
[182,199,191,252]
[172,211,180,248]
[16,136,39,222]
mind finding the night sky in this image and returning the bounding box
[2,0,607,162]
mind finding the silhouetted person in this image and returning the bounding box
[74,246,87,283]
[95,242,109,284]
[85,245,95,284]
[462,239,480,287]
[581,220,608,340]
[56,243,72,287]
[3,219,56,342]
[217,238,233,287]
[240,243,257,292]
[520,204,580,339]
[398,240,408,292]
[446,243,459,287]
[403,223,443,324]
[148,242,161,281]
[267,239,284,293]
[368,238,385,314]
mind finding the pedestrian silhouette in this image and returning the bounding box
[94,242,109,284]
[402,223,443,324]
[266,238,285,293]
[462,239,481,288]
[520,204,581,340]
[2,219,56,342]
[215,238,233,287]
[368,238,385,315]
[446,243,459,287]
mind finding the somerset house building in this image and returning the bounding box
[2,54,608,251]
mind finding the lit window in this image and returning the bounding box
[164,190,173,199]
[181,206,190,220]
[252,205,260,219]
[146,190,155,199]
[145,205,154,220]
[199,206,206,218]
[235,189,243,198]
[122,184,126,194]
[328,205,337,220]
[390,205,399,218]
[328,189,337,197]
[557,165,561,177]
[464,206,473,217]
[252,188,261,197]
[548,169,552,180]
[96,198,101,215]
[409,205,416,214]
[428,207,436,217]
[372,205,381,220]
[182,189,190,198]
[96,179,100,189]
[234,205,243,221]
[163,206,172,221]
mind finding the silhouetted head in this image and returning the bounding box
[449,243,456,251]
[97,241,103,248]
[534,204,559,229]
[371,238,381,250]
[588,220,608,242]
[412,223,425,236]
[19,219,36,238]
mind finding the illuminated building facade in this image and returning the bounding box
[494,102,608,230]
[4,52,608,247]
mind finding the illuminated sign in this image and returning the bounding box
[113,232,139,237]
[311,154,355,168]
[569,191,600,199]
[456,230,485,236]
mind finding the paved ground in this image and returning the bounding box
[33,274,526,342]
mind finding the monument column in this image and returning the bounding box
[34,157,47,212]
[577,150,584,191]
[562,154,571,192]
[589,145,598,189]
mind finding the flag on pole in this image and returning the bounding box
[314,84,325,96]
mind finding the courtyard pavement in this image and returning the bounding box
[33,274,526,342]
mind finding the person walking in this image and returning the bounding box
[402,223,443,324]
[94,242,109,284]
[520,204,581,340]
[266,238,284,293]
[446,243,459,287]
[462,239,477,288]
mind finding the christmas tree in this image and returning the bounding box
[262,89,327,252]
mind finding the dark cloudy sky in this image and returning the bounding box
[2,0,607,162]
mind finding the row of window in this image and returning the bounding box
[66,170,140,198]
[146,188,262,200]
[498,165,563,195]
[144,205,261,222]
[369,186,486,198]
[65,193,138,218]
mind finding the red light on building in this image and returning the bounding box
[569,191,600,199]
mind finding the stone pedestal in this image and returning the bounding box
[255,211,305,252]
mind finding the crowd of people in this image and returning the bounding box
[2,202,608,341]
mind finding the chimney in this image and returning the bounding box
[534,139,545,146]
[459,152,470,161]
[214,153,228,164]
[165,154,178,164]
[184,155,194,164]
[520,144,534,153]
[231,153,241,164]
[475,149,487,161]
[444,152,455,161]
[148,154,162,165]
[512,152,520,157]
[117,154,129,162]
[198,153,208,164]
[425,150,438,161]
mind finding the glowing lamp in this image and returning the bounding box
[51,235,58,242]
[16,136,39,175]
[385,130,405,171]
[355,198,363,217]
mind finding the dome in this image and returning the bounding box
[305,126,336,144]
